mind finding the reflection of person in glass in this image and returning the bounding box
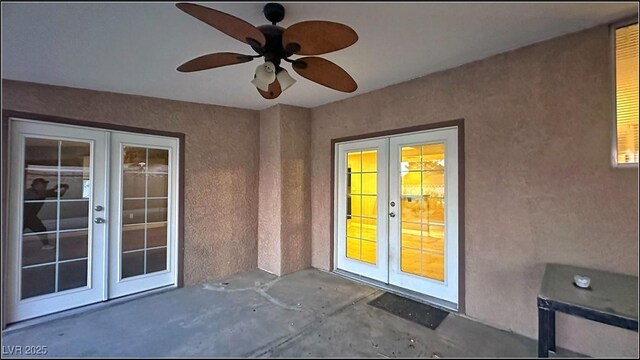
[24,178,69,250]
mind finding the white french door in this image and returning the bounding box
[6,119,179,323]
[108,132,179,298]
[7,121,108,322]
[335,127,459,305]
[335,138,389,282]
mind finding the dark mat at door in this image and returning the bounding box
[368,292,449,330]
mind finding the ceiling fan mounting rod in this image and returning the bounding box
[263,3,285,25]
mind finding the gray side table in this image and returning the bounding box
[537,263,638,358]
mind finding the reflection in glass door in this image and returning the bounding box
[398,143,446,281]
[22,139,92,298]
[7,120,108,323]
[120,146,169,278]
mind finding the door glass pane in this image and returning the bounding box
[122,224,145,251]
[21,138,92,299]
[60,141,90,200]
[400,143,446,282]
[146,248,167,273]
[122,251,144,278]
[59,230,89,261]
[148,148,169,172]
[59,200,89,230]
[123,173,145,198]
[22,234,57,267]
[345,150,377,264]
[121,146,169,278]
[147,223,168,248]
[361,195,376,218]
[148,174,168,197]
[147,199,168,223]
[123,199,145,225]
[58,259,88,291]
[22,265,56,299]
[23,202,57,234]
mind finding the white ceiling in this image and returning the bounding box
[2,2,637,110]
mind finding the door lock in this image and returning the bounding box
[94,205,104,211]
[390,201,396,207]
[94,217,106,224]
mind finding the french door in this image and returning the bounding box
[6,119,179,323]
[335,127,459,305]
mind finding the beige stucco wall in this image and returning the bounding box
[310,25,639,357]
[258,105,282,275]
[257,104,312,275]
[1,79,260,286]
[279,105,312,275]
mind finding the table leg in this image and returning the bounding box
[538,307,550,358]
[549,310,556,352]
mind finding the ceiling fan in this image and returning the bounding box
[175,2,358,99]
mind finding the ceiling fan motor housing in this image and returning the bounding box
[258,25,287,69]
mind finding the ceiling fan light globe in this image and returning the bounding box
[277,69,296,92]
[253,62,277,91]
[251,77,272,92]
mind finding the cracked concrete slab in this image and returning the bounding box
[1,268,582,357]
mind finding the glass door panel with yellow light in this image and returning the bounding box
[336,138,388,283]
[389,128,458,304]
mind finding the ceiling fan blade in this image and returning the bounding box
[291,57,357,93]
[176,3,266,47]
[177,52,254,72]
[258,79,282,99]
[282,21,358,55]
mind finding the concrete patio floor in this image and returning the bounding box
[2,268,582,357]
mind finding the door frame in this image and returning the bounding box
[330,118,465,313]
[1,110,186,327]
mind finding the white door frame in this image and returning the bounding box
[332,123,463,309]
[6,119,109,323]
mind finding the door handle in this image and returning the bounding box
[94,217,106,224]
[389,212,396,218]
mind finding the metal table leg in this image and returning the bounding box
[538,306,550,358]
[549,310,556,353]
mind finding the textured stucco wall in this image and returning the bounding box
[310,25,639,357]
[1,79,260,285]
[279,105,312,275]
[258,105,282,275]
[257,104,312,276]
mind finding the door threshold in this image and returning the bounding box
[2,285,176,333]
[333,269,458,313]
